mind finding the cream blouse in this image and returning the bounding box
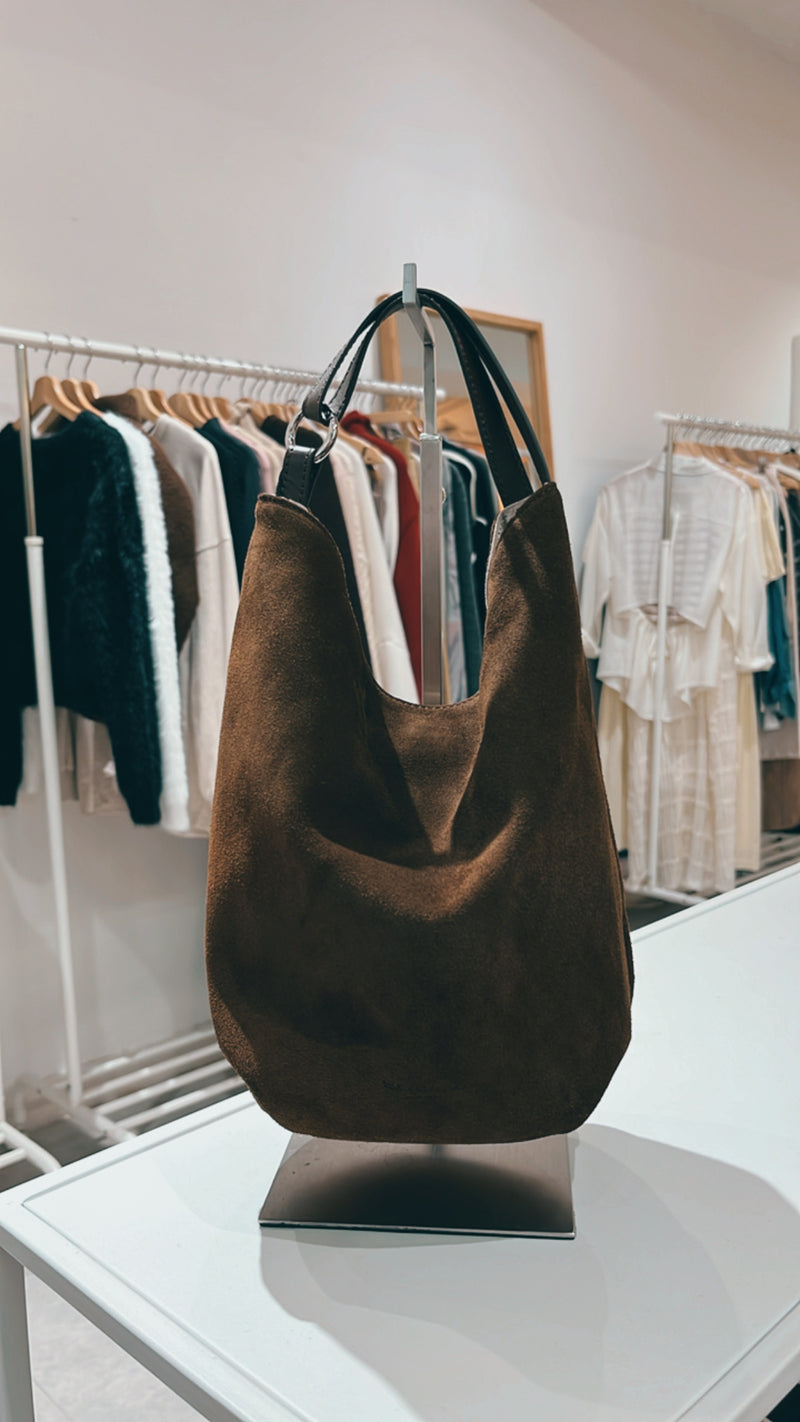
[580,456,773,720]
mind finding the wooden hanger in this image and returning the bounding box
[242,379,268,424]
[252,377,301,426]
[105,349,169,422]
[261,401,292,424]
[338,426,384,472]
[204,375,233,422]
[161,358,213,426]
[434,395,485,449]
[148,387,177,417]
[260,382,291,423]
[80,378,101,404]
[34,344,98,420]
[367,399,421,433]
[144,360,182,419]
[122,385,163,420]
[772,452,800,490]
[167,388,206,427]
[22,372,83,425]
[208,394,233,421]
[371,415,424,441]
[192,373,218,423]
[703,444,763,488]
[65,343,102,411]
[61,377,97,411]
[228,395,261,427]
[697,442,734,468]
[34,370,97,430]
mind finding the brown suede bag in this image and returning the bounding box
[206,291,632,1144]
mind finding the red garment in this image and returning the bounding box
[341,412,421,698]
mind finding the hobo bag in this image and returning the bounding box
[206,288,633,1144]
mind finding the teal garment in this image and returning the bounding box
[757,506,796,722]
[447,459,484,696]
[758,577,794,719]
[442,461,467,702]
[443,440,497,628]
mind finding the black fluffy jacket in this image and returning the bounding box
[0,414,162,823]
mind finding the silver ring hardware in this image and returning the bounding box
[285,410,339,464]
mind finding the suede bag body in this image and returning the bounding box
[206,492,633,1144]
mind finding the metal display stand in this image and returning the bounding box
[260,266,575,1239]
[260,1134,574,1238]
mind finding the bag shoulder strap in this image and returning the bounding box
[278,289,551,508]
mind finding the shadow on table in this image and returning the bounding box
[259,1126,800,1420]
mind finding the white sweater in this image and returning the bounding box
[152,417,239,834]
[102,411,190,832]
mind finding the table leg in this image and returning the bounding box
[0,1249,35,1422]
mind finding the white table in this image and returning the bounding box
[1,865,800,1422]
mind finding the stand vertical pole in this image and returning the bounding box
[402,264,445,706]
[647,420,675,891]
[15,345,83,1106]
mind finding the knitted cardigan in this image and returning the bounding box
[94,394,199,650]
[0,413,162,823]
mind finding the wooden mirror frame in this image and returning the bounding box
[376,300,554,475]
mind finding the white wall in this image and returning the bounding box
[2,0,800,1093]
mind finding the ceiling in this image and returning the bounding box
[685,0,800,61]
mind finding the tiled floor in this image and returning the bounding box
[624,894,682,933]
[28,1273,199,1420]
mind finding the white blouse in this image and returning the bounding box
[329,440,419,704]
[580,456,772,720]
[152,416,240,834]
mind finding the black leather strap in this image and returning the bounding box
[327,292,550,493]
[303,292,400,426]
[278,288,551,508]
[278,445,317,506]
[316,295,526,489]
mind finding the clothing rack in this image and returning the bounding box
[0,326,429,403]
[646,412,800,908]
[0,322,430,1175]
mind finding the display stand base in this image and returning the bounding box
[259,1133,575,1238]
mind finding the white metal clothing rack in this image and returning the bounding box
[0,321,428,1174]
[645,411,800,908]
